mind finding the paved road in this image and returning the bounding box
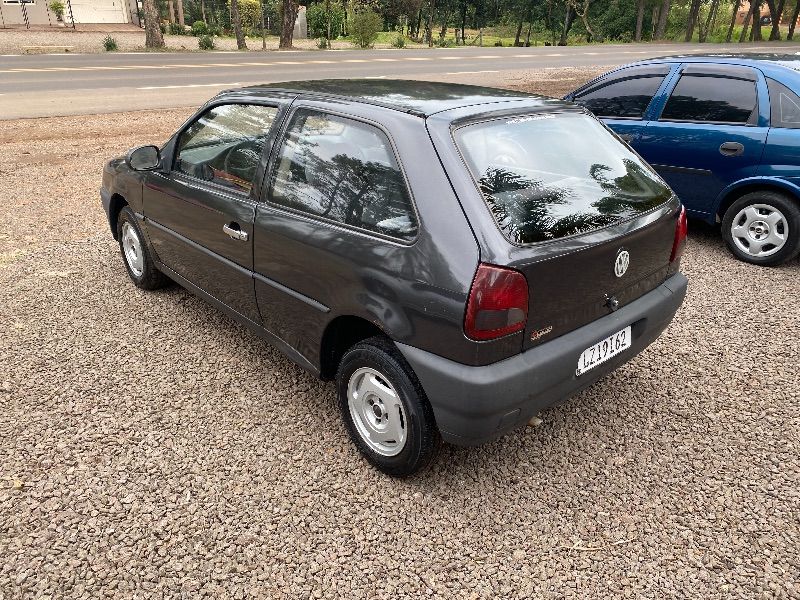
[2,43,798,118]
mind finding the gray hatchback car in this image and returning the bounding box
[101,80,688,476]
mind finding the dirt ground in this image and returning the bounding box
[1,72,799,598]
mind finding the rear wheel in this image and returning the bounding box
[722,191,800,266]
[117,207,169,290]
[337,337,439,477]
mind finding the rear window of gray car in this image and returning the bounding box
[454,112,673,245]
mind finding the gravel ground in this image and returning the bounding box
[1,74,799,598]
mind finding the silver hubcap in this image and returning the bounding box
[121,222,144,277]
[347,367,407,457]
[731,203,788,258]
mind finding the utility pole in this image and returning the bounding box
[260,0,266,49]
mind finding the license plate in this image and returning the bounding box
[576,326,631,376]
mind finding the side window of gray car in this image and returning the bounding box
[767,78,800,129]
[175,103,278,193]
[269,109,418,241]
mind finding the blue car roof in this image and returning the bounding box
[629,54,800,85]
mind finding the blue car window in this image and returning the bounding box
[767,78,800,129]
[573,72,667,119]
[661,74,757,125]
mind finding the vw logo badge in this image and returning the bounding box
[614,250,630,278]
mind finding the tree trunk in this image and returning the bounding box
[635,0,645,41]
[739,0,754,41]
[726,0,741,42]
[260,0,267,49]
[425,0,435,47]
[176,0,184,26]
[460,0,467,44]
[684,0,702,41]
[200,0,207,24]
[577,1,594,42]
[279,0,297,49]
[651,5,660,38]
[143,0,165,48]
[525,20,533,45]
[766,0,786,39]
[231,0,247,49]
[752,1,762,40]
[655,0,670,39]
[559,4,576,45]
[789,0,800,39]
[167,0,175,23]
[700,0,720,41]
[514,16,524,46]
[325,0,331,44]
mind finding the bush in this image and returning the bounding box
[493,39,503,46]
[49,0,65,20]
[103,35,118,51]
[307,3,346,39]
[168,22,184,35]
[198,34,215,50]
[436,36,452,47]
[159,23,167,34]
[349,9,382,49]
[317,37,329,49]
[227,0,261,30]
[391,34,406,48]
[191,20,208,36]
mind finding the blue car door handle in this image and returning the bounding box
[719,141,745,156]
[618,133,634,144]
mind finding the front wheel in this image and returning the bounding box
[337,337,439,477]
[117,207,170,290]
[722,191,800,266]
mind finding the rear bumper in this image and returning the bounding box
[397,273,688,446]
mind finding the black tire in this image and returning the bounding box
[721,191,800,266]
[116,206,170,290]
[336,336,440,477]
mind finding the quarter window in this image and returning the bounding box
[573,75,665,119]
[175,103,278,193]
[269,109,417,241]
[661,74,757,124]
[767,78,800,129]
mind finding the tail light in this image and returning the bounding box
[464,263,529,341]
[670,206,688,263]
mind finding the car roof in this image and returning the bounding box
[630,53,800,78]
[221,79,568,118]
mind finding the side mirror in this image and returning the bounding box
[126,145,161,171]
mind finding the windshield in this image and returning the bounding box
[454,112,673,244]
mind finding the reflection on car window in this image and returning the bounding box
[269,109,418,241]
[455,113,673,245]
[767,78,800,129]
[176,104,278,193]
[574,76,664,118]
[661,75,756,124]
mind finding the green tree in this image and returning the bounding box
[350,8,383,47]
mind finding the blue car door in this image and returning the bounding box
[634,64,769,219]
[567,64,674,148]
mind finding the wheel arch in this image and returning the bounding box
[108,193,129,240]
[318,315,389,381]
[714,178,800,222]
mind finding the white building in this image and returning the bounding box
[0,0,139,27]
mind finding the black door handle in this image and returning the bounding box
[619,133,634,144]
[719,141,744,156]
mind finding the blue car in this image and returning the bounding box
[565,54,800,266]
